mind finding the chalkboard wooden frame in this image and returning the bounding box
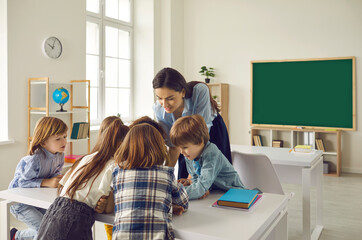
[251,57,356,131]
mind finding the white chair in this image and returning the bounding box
[232,151,284,194]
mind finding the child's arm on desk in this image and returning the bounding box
[95,192,114,213]
[40,175,63,188]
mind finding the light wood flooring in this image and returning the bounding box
[9,173,362,239]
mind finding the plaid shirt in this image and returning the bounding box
[112,165,189,240]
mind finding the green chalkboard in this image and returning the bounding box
[251,57,355,130]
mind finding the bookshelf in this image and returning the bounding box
[28,78,90,157]
[207,83,229,130]
[250,127,341,176]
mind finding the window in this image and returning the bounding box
[0,0,8,142]
[86,0,133,125]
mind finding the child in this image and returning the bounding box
[8,117,68,240]
[95,116,124,240]
[170,114,245,200]
[112,123,189,240]
[36,119,129,240]
[129,115,166,139]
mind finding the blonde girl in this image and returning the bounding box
[9,117,68,240]
[36,119,129,240]
[112,123,189,240]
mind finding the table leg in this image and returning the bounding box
[302,167,311,240]
[312,157,324,239]
[1,200,12,240]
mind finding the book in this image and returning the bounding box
[272,140,284,148]
[294,145,312,153]
[71,122,89,139]
[315,138,321,150]
[217,188,259,209]
[64,154,82,163]
[319,139,326,152]
[212,194,263,211]
[70,122,81,139]
[253,135,263,146]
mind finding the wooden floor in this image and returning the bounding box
[9,173,362,239]
[283,173,362,240]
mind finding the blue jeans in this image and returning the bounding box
[10,204,46,240]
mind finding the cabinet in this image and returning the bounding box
[207,83,229,130]
[28,77,90,157]
[250,127,341,176]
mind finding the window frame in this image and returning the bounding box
[86,0,133,126]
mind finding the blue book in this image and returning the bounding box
[70,122,81,139]
[217,188,259,209]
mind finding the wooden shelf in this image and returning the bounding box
[251,127,342,176]
[28,78,91,155]
[207,83,229,130]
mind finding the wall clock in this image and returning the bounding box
[43,36,62,59]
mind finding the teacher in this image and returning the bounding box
[152,67,231,179]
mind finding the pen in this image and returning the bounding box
[289,149,293,153]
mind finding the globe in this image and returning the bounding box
[52,87,69,112]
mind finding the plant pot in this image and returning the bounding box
[205,78,210,83]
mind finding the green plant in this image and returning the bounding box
[199,66,215,80]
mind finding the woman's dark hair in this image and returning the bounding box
[153,67,220,113]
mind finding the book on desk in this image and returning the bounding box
[215,188,260,209]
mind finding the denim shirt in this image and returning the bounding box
[153,83,217,147]
[185,142,244,200]
[9,147,64,189]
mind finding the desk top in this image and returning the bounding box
[231,145,323,167]
[0,188,289,240]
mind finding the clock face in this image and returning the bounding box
[43,37,62,59]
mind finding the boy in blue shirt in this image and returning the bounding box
[170,114,244,200]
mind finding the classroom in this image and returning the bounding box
[1,0,362,239]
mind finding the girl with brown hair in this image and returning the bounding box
[112,123,189,239]
[36,119,129,240]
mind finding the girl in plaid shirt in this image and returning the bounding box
[112,123,189,240]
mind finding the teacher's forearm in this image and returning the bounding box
[167,147,180,167]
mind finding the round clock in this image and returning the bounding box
[43,36,62,59]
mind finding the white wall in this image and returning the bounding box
[183,0,362,173]
[0,0,86,190]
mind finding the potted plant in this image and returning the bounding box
[199,66,215,83]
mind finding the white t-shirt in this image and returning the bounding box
[59,152,115,208]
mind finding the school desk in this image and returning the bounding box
[0,188,289,240]
[231,145,324,240]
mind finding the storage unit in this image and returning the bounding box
[207,83,229,130]
[28,77,90,157]
[250,127,341,176]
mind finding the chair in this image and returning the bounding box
[232,151,284,194]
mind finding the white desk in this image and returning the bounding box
[0,188,289,240]
[231,145,323,240]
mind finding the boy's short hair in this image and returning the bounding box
[170,115,209,146]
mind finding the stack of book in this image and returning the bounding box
[71,122,90,139]
[315,138,326,152]
[64,154,82,163]
[253,135,263,146]
[293,145,312,153]
[212,188,262,211]
[272,140,283,148]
